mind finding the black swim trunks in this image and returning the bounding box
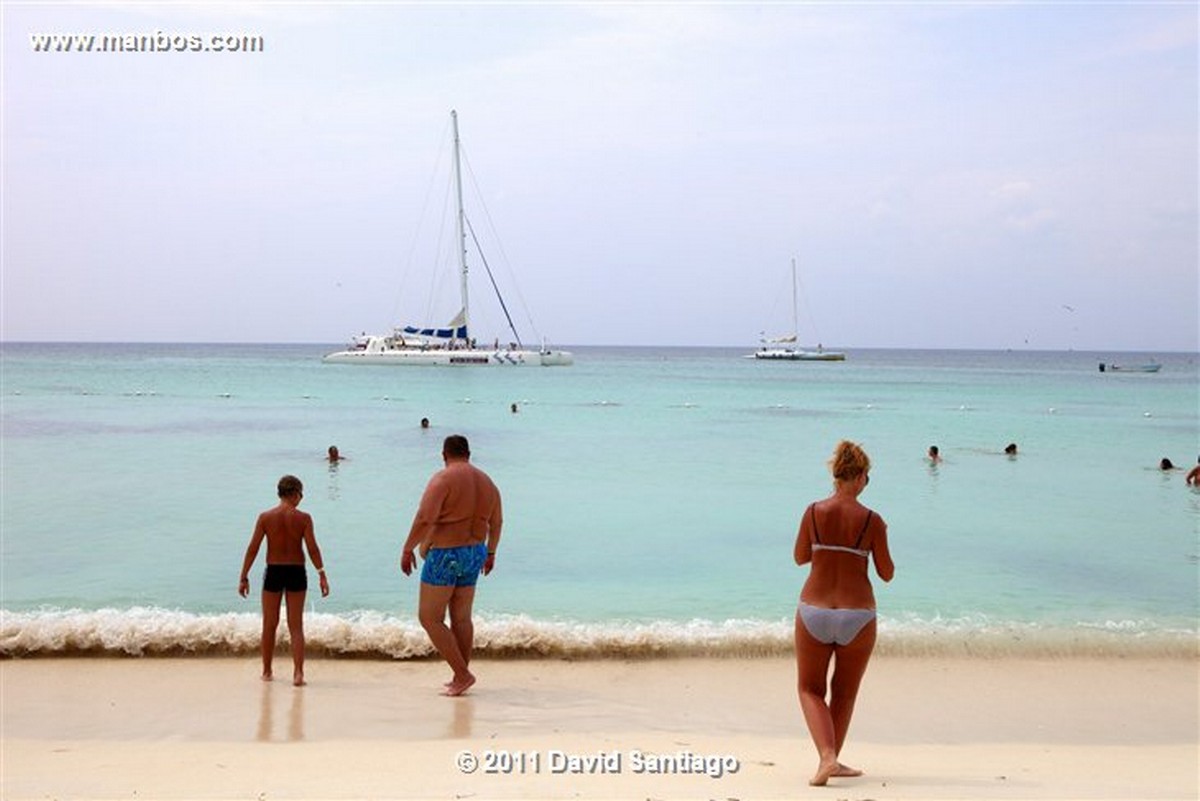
[262,564,308,593]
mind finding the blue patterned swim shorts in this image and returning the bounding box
[420,543,489,587]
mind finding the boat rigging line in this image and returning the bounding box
[466,215,523,349]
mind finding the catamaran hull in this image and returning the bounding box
[323,348,573,366]
[749,349,845,361]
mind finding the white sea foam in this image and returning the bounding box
[2,608,1194,659]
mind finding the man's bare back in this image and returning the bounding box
[414,461,502,550]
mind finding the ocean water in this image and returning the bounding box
[2,343,1197,658]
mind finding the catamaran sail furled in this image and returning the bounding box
[323,111,573,367]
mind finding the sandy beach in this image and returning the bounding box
[2,654,1196,800]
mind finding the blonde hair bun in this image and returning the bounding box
[830,440,871,481]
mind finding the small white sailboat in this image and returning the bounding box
[749,258,844,362]
[323,111,572,367]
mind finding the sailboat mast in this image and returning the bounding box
[790,257,799,340]
[452,110,469,342]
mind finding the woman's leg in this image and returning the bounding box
[830,618,876,756]
[795,613,838,785]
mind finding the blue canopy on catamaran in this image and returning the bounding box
[401,309,468,341]
[402,324,468,340]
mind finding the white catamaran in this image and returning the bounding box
[323,112,572,367]
[749,258,844,362]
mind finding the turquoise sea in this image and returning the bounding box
[1,343,1197,658]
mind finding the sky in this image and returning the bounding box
[2,1,1196,351]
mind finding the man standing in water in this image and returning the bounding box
[401,435,502,696]
[239,475,330,686]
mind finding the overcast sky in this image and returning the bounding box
[3,2,1196,351]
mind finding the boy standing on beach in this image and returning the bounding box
[239,475,330,686]
[401,435,502,697]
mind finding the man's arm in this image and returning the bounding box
[401,511,431,556]
[401,474,444,575]
[482,485,503,576]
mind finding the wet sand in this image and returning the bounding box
[2,655,1196,799]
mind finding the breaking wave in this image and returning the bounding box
[2,608,1195,659]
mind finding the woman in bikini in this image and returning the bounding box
[793,440,894,786]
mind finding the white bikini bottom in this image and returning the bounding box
[797,602,876,646]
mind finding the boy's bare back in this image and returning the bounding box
[256,503,313,565]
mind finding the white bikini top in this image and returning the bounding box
[809,505,872,559]
[811,543,871,558]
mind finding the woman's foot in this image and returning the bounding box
[441,672,476,697]
[810,756,839,786]
[810,759,862,786]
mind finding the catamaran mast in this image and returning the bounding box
[790,257,799,341]
[452,110,469,343]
